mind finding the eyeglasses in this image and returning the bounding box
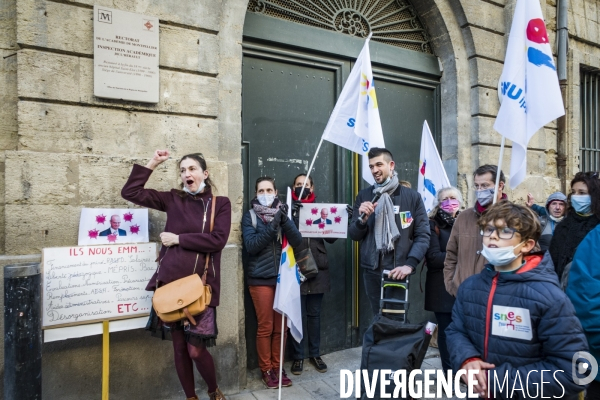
[480,226,520,240]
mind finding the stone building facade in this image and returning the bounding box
[0,0,597,398]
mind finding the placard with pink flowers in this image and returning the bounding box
[298,203,348,238]
[78,208,149,246]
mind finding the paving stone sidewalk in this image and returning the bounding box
[228,346,461,400]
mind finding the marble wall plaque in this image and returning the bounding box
[93,6,159,103]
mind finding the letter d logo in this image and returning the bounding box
[572,351,598,385]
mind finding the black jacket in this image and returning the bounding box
[348,185,430,271]
[291,202,336,295]
[549,210,600,281]
[242,210,302,285]
[295,237,335,295]
[424,215,455,313]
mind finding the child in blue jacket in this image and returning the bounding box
[446,201,589,399]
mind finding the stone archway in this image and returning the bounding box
[225,0,474,194]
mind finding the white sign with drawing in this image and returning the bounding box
[93,5,159,102]
[298,203,349,238]
[43,243,157,328]
[78,208,149,246]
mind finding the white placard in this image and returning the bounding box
[44,317,148,342]
[43,243,157,328]
[491,305,533,341]
[298,203,348,238]
[93,6,159,103]
[78,208,149,246]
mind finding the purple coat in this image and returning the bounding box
[121,164,232,307]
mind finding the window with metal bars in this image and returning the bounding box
[580,68,600,171]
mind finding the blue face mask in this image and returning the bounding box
[476,188,495,207]
[571,194,592,214]
[376,175,391,187]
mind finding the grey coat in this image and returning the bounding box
[348,185,430,271]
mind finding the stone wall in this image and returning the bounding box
[0,0,247,398]
[414,0,566,208]
[446,0,563,207]
[567,0,600,181]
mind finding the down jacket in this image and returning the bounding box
[242,207,302,285]
[348,185,430,271]
[566,224,600,382]
[446,253,588,399]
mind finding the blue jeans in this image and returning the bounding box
[290,293,324,359]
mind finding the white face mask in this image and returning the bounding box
[183,181,205,195]
[257,194,276,207]
[481,242,525,267]
[549,214,564,223]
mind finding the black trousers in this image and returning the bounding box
[587,380,600,400]
[363,267,384,316]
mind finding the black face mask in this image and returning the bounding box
[294,186,310,199]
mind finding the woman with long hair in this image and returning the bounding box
[122,150,231,400]
[424,186,463,373]
[242,177,302,389]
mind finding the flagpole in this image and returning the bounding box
[278,315,285,400]
[298,136,325,199]
[493,136,506,205]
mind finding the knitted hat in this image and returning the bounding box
[545,192,567,209]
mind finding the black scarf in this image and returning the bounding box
[434,208,458,229]
[550,210,600,280]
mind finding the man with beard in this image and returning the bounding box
[349,147,430,315]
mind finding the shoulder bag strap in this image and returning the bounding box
[201,196,217,284]
[155,247,169,288]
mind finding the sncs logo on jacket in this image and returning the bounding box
[492,305,533,341]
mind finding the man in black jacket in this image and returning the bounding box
[349,148,430,315]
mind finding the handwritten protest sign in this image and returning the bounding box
[78,208,149,246]
[298,203,348,238]
[43,243,157,329]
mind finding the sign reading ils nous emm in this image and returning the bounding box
[42,243,157,329]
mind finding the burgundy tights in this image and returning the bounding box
[172,329,217,397]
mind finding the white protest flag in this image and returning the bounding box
[494,0,564,189]
[321,35,385,184]
[273,235,303,342]
[418,121,450,214]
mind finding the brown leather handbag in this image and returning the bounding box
[152,197,216,325]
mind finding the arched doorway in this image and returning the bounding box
[241,0,442,369]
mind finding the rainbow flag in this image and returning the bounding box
[273,235,303,342]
